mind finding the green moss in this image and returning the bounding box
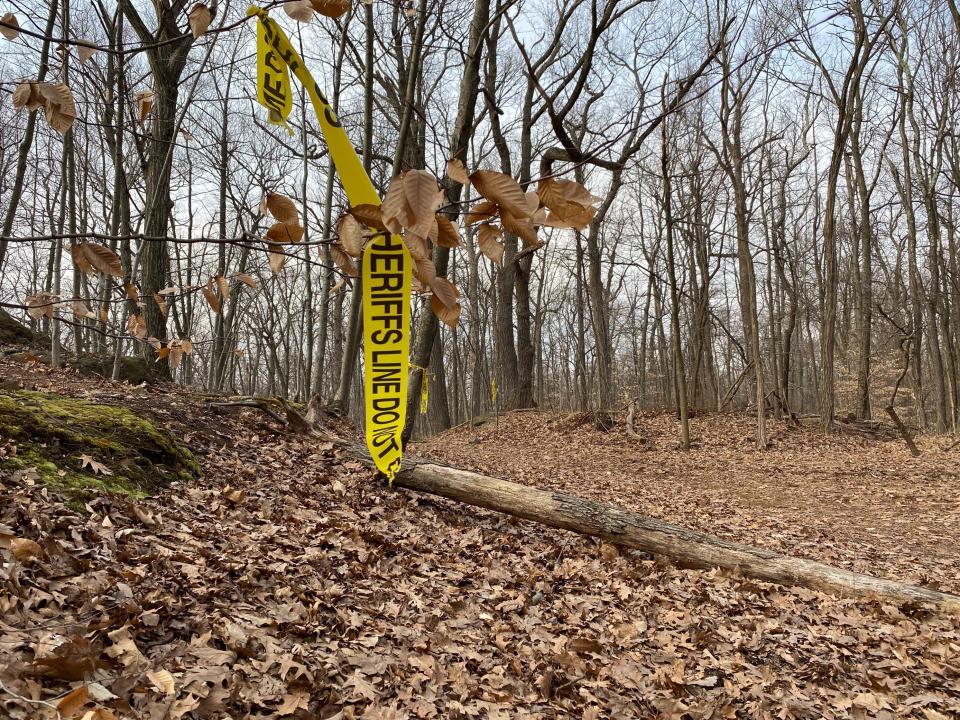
[0,390,200,499]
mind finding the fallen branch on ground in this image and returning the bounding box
[383,455,960,613]
[211,399,960,614]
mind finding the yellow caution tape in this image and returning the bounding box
[250,7,411,479]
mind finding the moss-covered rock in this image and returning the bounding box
[0,389,200,498]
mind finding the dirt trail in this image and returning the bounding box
[1,364,958,718]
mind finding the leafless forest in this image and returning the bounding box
[2,0,959,445]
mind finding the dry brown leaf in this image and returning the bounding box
[57,685,90,717]
[309,0,350,18]
[337,214,365,257]
[215,275,230,300]
[222,486,245,504]
[268,246,287,274]
[348,203,386,230]
[477,223,504,265]
[127,314,146,340]
[284,0,315,21]
[412,254,437,286]
[265,222,304,244]
[76,40,98,64]
[153,293,168,318]
[71,243,122,277]
[435,215,462,248]
[446,157,470,185]
[382,174,413,235]
[1,12,20,40]
[500,209,539,247]
[470,170,530,218]
[233,272,257,289]
[188,4,212,38]
[10,537,43,562]
[331,244,357,277]
[26,293,57,320]
[70,298,95,319]
[203,279,221,314]
[429,275,459,309]
[431,293,461,328]
[146,668,176,695]
[79,454,112,476]
[465,199,498,225]
[264,192,299,224]
[136,90,153,126]
[12,82,40,111]
[123,282,139,303]
[38,83,76,134]
[402,169,443,237]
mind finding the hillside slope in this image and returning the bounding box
[1,361,958,719]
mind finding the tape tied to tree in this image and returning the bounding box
[250,7,411,480]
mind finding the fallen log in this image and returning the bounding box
[256,403,960,614]
[381,455,960,614]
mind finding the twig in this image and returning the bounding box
[0,677,62,718]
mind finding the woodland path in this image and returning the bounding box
[1,360,958,719]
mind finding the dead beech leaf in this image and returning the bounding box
[446,157,470,185]
[215,274,230,299]
[265,222,304,244]
[188,4,212,38]
[382,174,413,235]
[71,298,95,319]
[234,272,257,289]
[222,486,245,504]
[500,209,539,247]
[477,223,504,265]
[106,626,145,669]
[80,243,123,276]
[268,246,288,274]
[127,314,146,340]
[348,203,386,230]
[1,12,20,40]
[26,293,58,320]
[38,82,77,134]
[57,685,90,718]
[10,537,43,562]
[412,254,437,286]
[76,40,98,64]
[135,90,153,125]
[330,244,357,277]
[146,668,176,695]
[470,169,530,218]
[79,454,112,476]
[431,293,460,328]
[435,215,462,248]
[264,192,299,224]
[429,275,459,309]
[309,0,350,18]
[337,214,365,257]
[284,0,315,21]
[402,169,443,237]
[202,278,221,313]
[12,82,40,111]
[465,199,497,225]
[123,282,140,303]
[153,293,168,318]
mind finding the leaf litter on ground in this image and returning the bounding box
[0,358,957,718]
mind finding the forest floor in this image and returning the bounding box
[1,358,959,719]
